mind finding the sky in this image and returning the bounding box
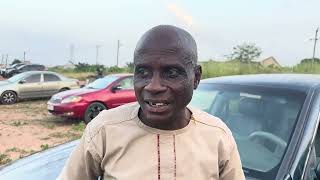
[0,0,319,67]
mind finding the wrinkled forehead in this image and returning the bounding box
[134,26,197,64]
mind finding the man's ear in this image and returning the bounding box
[193,65,202,89]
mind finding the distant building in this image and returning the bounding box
[63,63,76,69]
[260,56,281,68]
[23,60,32,64]
[54,63,76,70]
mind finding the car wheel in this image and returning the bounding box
[59,88,69,92]
[1,91,17,104]
[84,102,107,124]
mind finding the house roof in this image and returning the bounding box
[260,56,281,67]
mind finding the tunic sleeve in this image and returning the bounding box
[219,142,245,180]
[57,124,103,180]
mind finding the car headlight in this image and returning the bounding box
[61,96,82,104]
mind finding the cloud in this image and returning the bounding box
[167,3,195,28]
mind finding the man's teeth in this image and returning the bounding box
[148,102,168,107]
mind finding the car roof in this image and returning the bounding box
[201,74,320,92]
[19,71,60,76]
[108,73,133,77]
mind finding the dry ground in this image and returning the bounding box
[0,99,85,166]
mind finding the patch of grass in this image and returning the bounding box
[10,121,28,126]
[71,122,86,132]
[39,137,51,140]
[40,144,49,151]
[49,131,82,141]
[6,147,18,152]
[6,147,29,154]
[43,123,56,129]
[0,153,12,165]
[48,132,65,139]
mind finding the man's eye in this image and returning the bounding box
[165,68,179,78]
[135,68,149,76]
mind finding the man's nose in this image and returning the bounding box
[144,73,166,93]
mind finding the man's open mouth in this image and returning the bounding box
[147,101,169,107]
[144,100,171,113]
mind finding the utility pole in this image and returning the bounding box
[23,51,26,62]
[70,44,75,64]
[1,54,3,65]
[116,40,123,67]
[5,54,8,68]
[96,45,101,65]
[312,27,319,67]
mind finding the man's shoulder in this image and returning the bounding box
[189,106,237,151]
[189,106,233,139]
[87,102,139,135]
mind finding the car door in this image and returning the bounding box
[43,73,62,97]
[108,76,136,108]
[18,73,43,98]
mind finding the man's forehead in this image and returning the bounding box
[134,54,194,68]
[134,25,196,57]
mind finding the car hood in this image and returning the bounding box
[0,80,12,87]
[0,140,79,180]
[54,88,100,99]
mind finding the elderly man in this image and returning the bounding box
[58,25,245,180]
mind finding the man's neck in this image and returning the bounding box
[138,108,191,130]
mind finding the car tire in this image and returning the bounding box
[84,102,107,124]
[59,88,69,92]
[1,91,17,104]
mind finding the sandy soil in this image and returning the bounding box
[0,99,85,165]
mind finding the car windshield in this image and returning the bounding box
[85,76,118,89]
[190,83,306,179]
[6,73,28,82]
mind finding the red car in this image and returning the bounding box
[47,74,136,123]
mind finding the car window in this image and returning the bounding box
[44,74,61,82]
[190,83,306,177]
[19,66,28,71]
[117,77,133,90]
[24,74,41,83]
[35,65,45,70]
[85,76,118,89]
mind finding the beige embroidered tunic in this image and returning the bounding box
[58,102,245,180]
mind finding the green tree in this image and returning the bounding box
[300,58,320,64]
[125,62,134,73]
[229,43,262,63]
[11,59,22,65]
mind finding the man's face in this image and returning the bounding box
[134,52,198,127]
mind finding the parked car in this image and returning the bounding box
[3,74,320,180]
[4,64,46,78]
[0,63,25,77]
[47,74,136,123]
[0,71,80,104]
[0,140,79,180]
[189,74,320,180]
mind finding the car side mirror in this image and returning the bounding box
[19,80,26,84]
[111,85,122,93]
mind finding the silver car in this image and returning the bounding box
[0,71,80,104]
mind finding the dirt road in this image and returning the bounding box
[0,99,85,165]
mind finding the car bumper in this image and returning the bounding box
[47,102,88,119]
